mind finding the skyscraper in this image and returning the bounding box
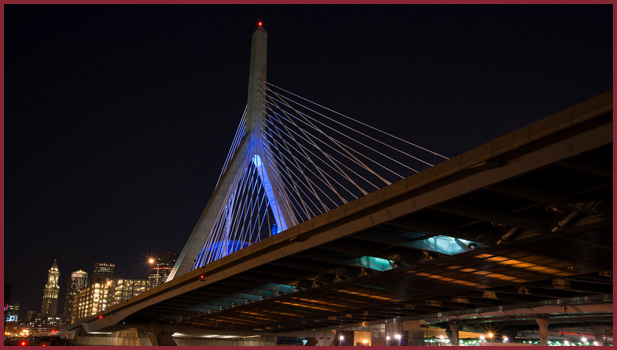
[41,260,60,316]
[92,262,114,284]
[147,252,177,288]
[63,270,88,318]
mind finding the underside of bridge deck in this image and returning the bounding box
[118,116,612,334]
[67,92,612,340]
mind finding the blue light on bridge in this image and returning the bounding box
[252,154,263,168]
[272,222,279,235]
[192,240,252,270]
[252,154,289,233]
[208,240,250,254]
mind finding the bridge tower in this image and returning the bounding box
[168,24,297,280]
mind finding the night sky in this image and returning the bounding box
[4,5,612,317]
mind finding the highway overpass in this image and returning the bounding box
[64,90,612,345]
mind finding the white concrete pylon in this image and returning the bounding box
[168,24,297,280]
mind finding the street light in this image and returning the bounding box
[339,335,344,346]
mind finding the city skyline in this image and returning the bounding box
[12,256,171,322]
[5,5,612,318]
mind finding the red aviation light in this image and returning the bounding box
[258,21,262,26]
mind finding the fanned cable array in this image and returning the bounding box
[262,82,449,222]
[215,108,247,188]
[191,81,448,270]
[196,149,281,267]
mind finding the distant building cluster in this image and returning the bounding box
[4,253,177,337]
[147,252,177,288]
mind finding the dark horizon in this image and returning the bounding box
[4,5,612,318]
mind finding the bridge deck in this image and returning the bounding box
[68,90,612,335]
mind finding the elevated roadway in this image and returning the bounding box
[65,90,612,344]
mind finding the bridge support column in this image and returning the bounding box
[591,324,607,346]
[535,318,550,346]
[145,325,177,346]
[447,323,460,346]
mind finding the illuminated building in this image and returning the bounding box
[71,277,150,323]
[4,302,20,337]
[4,301,19,322]
[63,270,88,318]
[147,252,177,287]
[28,315,66,334]
[72,280,111,324]
[41,260,60,316]
[109,278,151,306]
[70,262,115,324]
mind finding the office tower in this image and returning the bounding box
[41,260,60,316]
[147,252,177,287]
[92,262,114,283]
[63,270,88,319]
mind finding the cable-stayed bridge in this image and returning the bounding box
[63,26,613,346]
[168,26,449,280]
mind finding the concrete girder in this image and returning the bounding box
[558,156,612,179]
[424,303,613,324]
[319,237,426,263]
[433,201,552,233]
[267,256,343,274]
[522,279,613,295]
[373,217,500,246]
[488,182,611,217]
[487,284,607,300]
